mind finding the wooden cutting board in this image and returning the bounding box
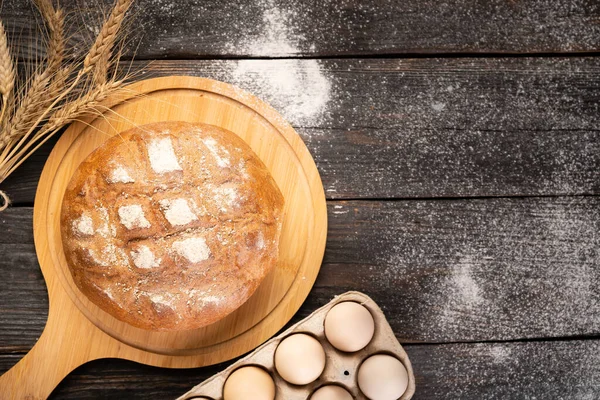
[0,76,327,399]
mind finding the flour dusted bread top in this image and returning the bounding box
[60,121,284,331]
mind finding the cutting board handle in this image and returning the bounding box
[0,308,92,400]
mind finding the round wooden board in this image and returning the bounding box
[0,76,327,399]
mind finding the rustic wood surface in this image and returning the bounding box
[1,0,599,398]
[3,0,600,59]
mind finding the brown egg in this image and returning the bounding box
[223,366,275,400]
[325,302,375,352]
[274,333,326,385]
[358,355,408,400]
[311,385,354,400]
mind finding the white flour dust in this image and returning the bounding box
[228,0,299,57]
[227,0,332,126]
[147,137,182,174]
[109,166,135,184]
[172,237,211,263]
[131,245,161,269]
[159,198,198,226]
[118,204,151,230]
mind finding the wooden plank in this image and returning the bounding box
[0,244,47,353]
[1,196,598,356]
[2,0,599,59]
[1,58,599,203]
[1,339,599,399]
[409,340,600,399]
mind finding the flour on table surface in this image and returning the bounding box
[118,204,151,230]
[108,165,135,183]
[131,245,161,269]
[172,237,211,263]
[147,137,182,174]
[73,214,94,235]
[365,198,600,342]
[159,198,198,226]
[226,0,332,126]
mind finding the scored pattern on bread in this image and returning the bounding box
[60,121,284,331]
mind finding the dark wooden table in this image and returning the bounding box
[1,0,600,398]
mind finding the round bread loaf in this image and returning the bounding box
[60,121,284,331]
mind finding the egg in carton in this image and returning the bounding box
[177,291,416,400]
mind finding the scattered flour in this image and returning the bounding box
[212,186,238,212]
[118,204,151,230]
[366,198,600,342]
[186,289,223,306]
[149,293,175,310]
[109,166,135,184]
[88,244,126,267]
[95,207,112,237]
[88,249,106,266]
[489,345,511,364]
[73,214,94,235]
[201,295,223,305]
[227,0,299,57]
[147,137,182,174]
[159,198,198,226]
[256,231,265,250]
[104,287,115,301]
[131,245,161,269]
[172,237,211,263]
[447,256,484,309]
[227,0,332,126]
[203,137,231,168]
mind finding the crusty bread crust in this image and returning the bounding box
[60,121,284,331]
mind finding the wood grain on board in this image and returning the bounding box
[1,57,600,204]
[0,339,598,399]
[2,196,598,360]
[2,0,599,59]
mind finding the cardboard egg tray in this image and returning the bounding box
[177,291,416,400]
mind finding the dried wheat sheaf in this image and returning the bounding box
[0,0,135,211]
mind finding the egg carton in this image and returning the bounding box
[177,291,416,400]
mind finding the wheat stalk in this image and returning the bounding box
[84,0,133,84]
[0,22,15,122]
[1,0,66,150]
[0,0,135,209]
[13,0,133,144]
[1,81,128,180]
[49,80,124,128]
[34,0,65,70]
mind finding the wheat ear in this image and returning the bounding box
[1,81,128,180]
[35,0,65,73]
[1,0,65,149]
[3,0,134,167]
[84,0,133,83]
[0,21,15,122]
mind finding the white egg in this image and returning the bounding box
[223,366,275,400]
[274,333,326,385]
[325,302,375,352]
[358,354,408,400]
[310,385,354,400]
